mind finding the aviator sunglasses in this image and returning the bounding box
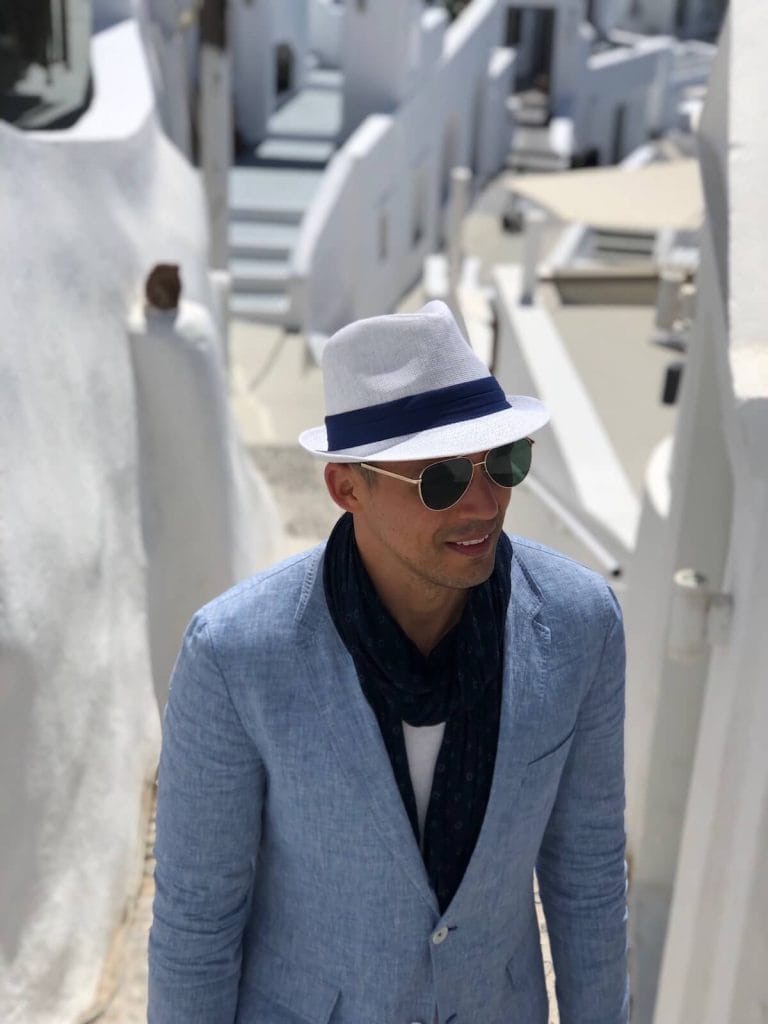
[360,437,534,511]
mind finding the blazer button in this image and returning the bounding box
[432,926,449,945]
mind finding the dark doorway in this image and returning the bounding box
[275,42,294,96]
[509,6,555,97]
[505,8,521,45]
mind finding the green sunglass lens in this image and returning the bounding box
[420,458,474,510]
[485,439,532,487]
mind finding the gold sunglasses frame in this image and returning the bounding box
[359,438,534,511]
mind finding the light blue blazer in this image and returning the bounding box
[149,536,628,1024]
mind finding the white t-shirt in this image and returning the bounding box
[402,721,446,843]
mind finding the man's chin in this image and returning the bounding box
[435,555,497,591]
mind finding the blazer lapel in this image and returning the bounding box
[295,549,439,915]
[444,551,550,918]
[292,544,550,921]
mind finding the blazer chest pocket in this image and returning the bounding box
[241,942,341,1024]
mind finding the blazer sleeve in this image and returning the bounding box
[148,611,265,1024]
[536,586,629,1024]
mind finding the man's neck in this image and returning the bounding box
[355,549,468,657]
[394,598,467,657]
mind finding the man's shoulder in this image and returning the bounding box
[196,543,326,640]
[508,534,619,622]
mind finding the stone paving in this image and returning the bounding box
[84,813,155,1024]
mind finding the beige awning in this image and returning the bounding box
[506,160,704,232]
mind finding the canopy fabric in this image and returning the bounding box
[506,160,704,231]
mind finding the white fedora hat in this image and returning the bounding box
[299,300,549,462]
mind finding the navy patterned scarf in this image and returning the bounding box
[323,512,512,912]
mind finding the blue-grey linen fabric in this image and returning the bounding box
[148,536,629,1024]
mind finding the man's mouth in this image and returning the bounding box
[445,532,494,556]
[454,534,490,547]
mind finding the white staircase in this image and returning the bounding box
[229,67,343,327]
[508,92,572,173]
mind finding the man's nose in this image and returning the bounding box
[457,464,500,517]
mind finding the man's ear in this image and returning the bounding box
[324,462,364,512]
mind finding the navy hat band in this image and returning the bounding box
[325,377,511,451]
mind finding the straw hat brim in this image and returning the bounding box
[299,395,549,463]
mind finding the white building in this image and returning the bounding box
[622,6,768,1021]
[0,11,281,1023]
[340,0,441,140]
[292,0,516,341]
[224,0,715,332]
[627,0,726,40]
[232,0,312,145]
[500,0,715,170]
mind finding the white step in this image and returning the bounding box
[229,222,299,260]
[230,291,294,326]
[507,150,570,172]
[306,67,343,90]
[254,137,336,165]
[229,166,323,224]
[231,204,304,225]
[594,230,655,249]
[267,86,342,140]
[231,259,291,294]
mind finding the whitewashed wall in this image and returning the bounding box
[309,0,344,67]
[502,0,679,163]
[232,0,310,144]
[93,0,198,156]
[341,0,434,140]
[273,0,310,95]
[295,0,511,338]
[232,0,275,143]
[589,0,633,34]
[574,39,672,163]
[501,0,589,117]
[624,8,768,1022]
[652,7,768,1021]
[0,20,279,1024]
[503,0,634,38]
[481,46,518,179]
[630,0,724,38]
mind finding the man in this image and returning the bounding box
[149,301,628,1024]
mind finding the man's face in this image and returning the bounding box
[343,449,512,597]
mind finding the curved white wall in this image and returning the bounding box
[232,0,310,144]
[625,8,768,1021]
[129,301,281,706]
[232,0,274,144]
[295,0,512,337]
[309,0,344,67]
[0,19,280,1023]
[273,0,310,94]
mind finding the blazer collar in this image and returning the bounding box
[292,542,544,636]
[294,541,549,919]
